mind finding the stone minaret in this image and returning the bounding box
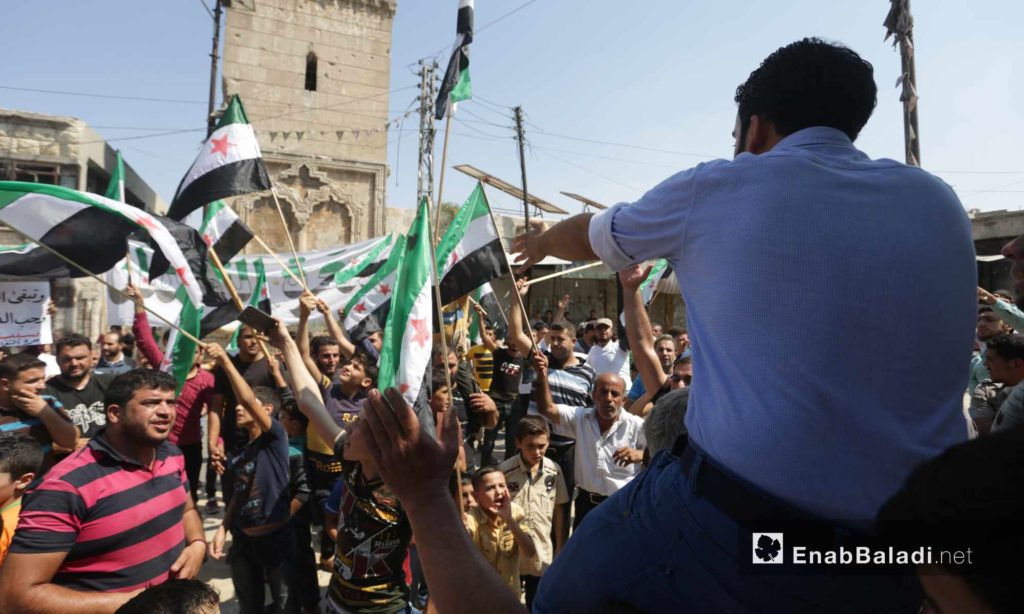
[221,0,397,250]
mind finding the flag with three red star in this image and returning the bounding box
[377,198,435,415]
[166,95,271,221]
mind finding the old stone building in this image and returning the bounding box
[0,108,164,339]
[220,0,396,251]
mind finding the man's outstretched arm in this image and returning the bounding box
[511,215,596,271]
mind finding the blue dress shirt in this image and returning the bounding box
[589,127,976,521]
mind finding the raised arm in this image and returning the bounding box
[266,320,343,447]
[979,287,1024,331]
[512,215,597,271]
[507,279,535,354]
[553,294,571,325]
[320,300,356,359]
[620,265,666,396]
[530,350,560,425]
[472,303,499,352]
[205,343,271,434]
[125,284,164,367]
[296,292,326,382]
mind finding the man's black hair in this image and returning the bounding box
[430,368,449,395]
[978,306,995,315]
[549,322,576,339]
[352,349,379,386]
[55,333,92,354]
[735,37,877,143]
[105,369,176,409]
[0,353,47,381]
[877,426,1024,613]
[985,334,1024,363]
[114,579,219,614]
[311,334,340,356]
[0,433,44,479]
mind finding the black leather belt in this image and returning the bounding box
[578,488,608,505]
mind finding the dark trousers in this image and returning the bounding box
[481,396,517,466]
[229,524,296,614]
[179,442,202,503]
[205,452,218,500]
[523,574,541,611]
[307,458,342,561]
[572,489,607,530]
[288,507,320,611]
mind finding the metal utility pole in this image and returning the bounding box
[513,106,530,230]
[884,0,921,166]
[416,59,439,207]
[207,0,224,137]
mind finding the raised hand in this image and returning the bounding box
[510,219,549,274]
[619,264,653,294]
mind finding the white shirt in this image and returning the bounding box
[552,404,646,497]
[585,340,630,382]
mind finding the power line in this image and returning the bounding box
[0,85,206,105]
[534,147,641,192]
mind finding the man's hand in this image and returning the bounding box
[169,540,206,579]
[468,392,496,416]
[515,277,530,298]
[612,447,644,467]
[204,342,230,366]
[557,294,571,311]
[978,287,998,305]
[265,319,291,349]
[208,525,227,560]
[530,349,548,376]
[472,302,487,318]
[361,387,460,513]
[315,299,332,317]
[619,264,653,294]
[46,298,57,317]
[299,291,317,320]
[265,349,281,375]
[511,219,549,273]
[12,390,49,417]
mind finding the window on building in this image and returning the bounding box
[305,52,318,91]
[11,162,60,185]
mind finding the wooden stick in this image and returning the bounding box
[207,248,272,359]
[480,186,536,355]
[9,229,204,346]
[269,187,308,288]
[522,261,603,287]
[433,111,453,243]
[250,234,309,291]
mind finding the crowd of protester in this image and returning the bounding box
[0,37,1021,614]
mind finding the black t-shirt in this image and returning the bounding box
[488,347,526,402]
[213,356,277,452]
[44,373,113,439]
[226,420,291,532]
[328,437,411,613]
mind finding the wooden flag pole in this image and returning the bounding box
[249,234,309,291]
[8,229,204,346]
[433,109,454,243]
[207,248,273,360]
[269,186,309,288]
[521,261,603,287]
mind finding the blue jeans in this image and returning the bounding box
[535,446,922,613]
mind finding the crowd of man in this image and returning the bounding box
[0,36,1020,614]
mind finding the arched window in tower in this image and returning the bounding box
[305,52,318,91]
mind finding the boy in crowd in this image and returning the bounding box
[268,320,419,614]
[465,467,537,597]
[0,433,43,564]
[0,354,78,471]
[279,405,320,614]
[205,344,294,614]
[500,417,568,609]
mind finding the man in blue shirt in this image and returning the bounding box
[514,38,976,612]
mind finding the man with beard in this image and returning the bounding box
[584,319,631,382]
[94,331,135,377]
[970,306,1014,394]
[0,369,205,613]
[45,334,113,449]
[533,352,644,529]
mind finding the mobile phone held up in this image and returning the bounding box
[237,306,277,335]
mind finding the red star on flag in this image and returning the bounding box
[175,267,190,285]
[210,134,234,157]
[354,303,367,313]
[410,318,430,347]
[131,214,158,231]
[379,284,391,295]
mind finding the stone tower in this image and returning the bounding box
[221,0,396,251]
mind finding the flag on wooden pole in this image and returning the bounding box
[435,0,473,119]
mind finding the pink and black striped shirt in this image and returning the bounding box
[10,431,188,592]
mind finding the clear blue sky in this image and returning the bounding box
[3,1,1022,218]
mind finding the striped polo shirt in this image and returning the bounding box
[10,430,188,592]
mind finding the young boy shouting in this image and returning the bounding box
[465,466,537,597]
[499,416,569,609]
[0,433,43,564]
[205,344,294,614]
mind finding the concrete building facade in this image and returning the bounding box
[220,0,397,252]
